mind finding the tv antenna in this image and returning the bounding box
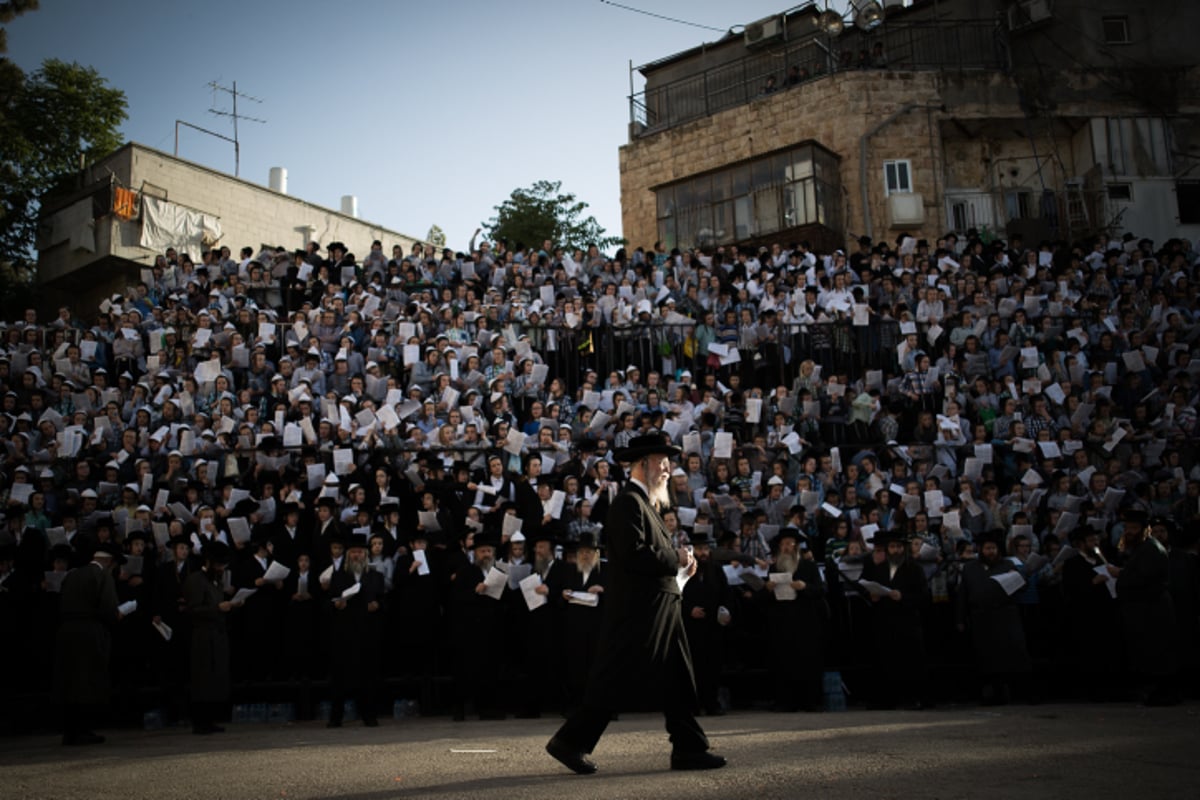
[206,80,266,177]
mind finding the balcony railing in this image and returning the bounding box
[630,19,1008,137]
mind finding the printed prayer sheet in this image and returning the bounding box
[232,588,257,605]
[263,562,290,582]
[990,571,1026,596]
[857,580,891,597]
[519,573,547,610]
[769,573,796,601]
[483,566,508,599]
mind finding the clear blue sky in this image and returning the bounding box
[8,0,853,251]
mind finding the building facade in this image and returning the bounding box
[36,143,423,312]
[619,0,1200,253]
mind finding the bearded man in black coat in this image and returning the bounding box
[547,434,726,775]
[956,531,1031,705]
[326,533,387,727]
[860,530,930,709]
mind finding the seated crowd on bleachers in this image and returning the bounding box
[2,227,1198,736]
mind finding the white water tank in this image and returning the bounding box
[340,195,358,218]
[269,166,287,194]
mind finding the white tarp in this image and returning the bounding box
[139,196,222,256]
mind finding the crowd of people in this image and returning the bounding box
[1,225,1198,743]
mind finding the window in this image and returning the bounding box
[1102,16,1130,45]
[1099,117,1172,177]
[884,160,912,196]
[1107,183,1132,202]
[654,142,842,248]
[1177,182,1200,225]
[1004,190,1034,219]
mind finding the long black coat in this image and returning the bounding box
[185,569,230,704]
[1062,552,1117,669]
[762,558,826,677]
[54,563,119,705]
[1117,536,1177,677]
[585,483,695,708]
[563,562,605,673]
[1168,549,1200,671]
[957,558,1032,675]
[327,567,387,687]
[861,556,928,679]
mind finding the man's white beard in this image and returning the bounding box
[477,555,495,572]
[648,475,671,511]
[775,552,799,576]
[576,554,598,575]
[348,559,366,578]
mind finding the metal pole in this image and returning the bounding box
[174,121,179,157]
[232,81,240,176]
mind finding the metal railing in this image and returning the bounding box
[630,19,1007,137]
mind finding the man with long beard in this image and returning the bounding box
[327,533,386,728]
[547,433,726,774]
[763,528,825,711]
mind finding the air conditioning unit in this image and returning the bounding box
[1008,0,1053,30]
[888,192,926,228]
[744,15,784,46]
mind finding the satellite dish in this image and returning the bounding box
[852,0,884,31]
[819,9,845,37]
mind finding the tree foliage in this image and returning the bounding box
[482,179,623,254]
[426,224,446,248]
[0,57,127,265]
[0,1,41,55]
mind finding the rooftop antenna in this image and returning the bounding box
[206,80,266,177]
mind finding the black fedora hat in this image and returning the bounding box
[614,433,681,462]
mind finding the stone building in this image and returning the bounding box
[36,143,423,313]
[619,0,1200,253]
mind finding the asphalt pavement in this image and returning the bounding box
[1,703,1197,799]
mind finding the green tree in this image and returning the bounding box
[426,224,446,248]
[482,179,623,254]
[0,57,128,266]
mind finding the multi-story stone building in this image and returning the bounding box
[619,0,1200,252]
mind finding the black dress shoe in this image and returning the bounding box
[670,751,727,771]
[363,717,379,727]
[325,720,342,729]
[546,736,598,775]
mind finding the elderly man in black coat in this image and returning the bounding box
[327,532,387,727]
[55,541,123,745]
[762,528,826,712]
[547,433,726,775]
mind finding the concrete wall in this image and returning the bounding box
[125,146,421,260]
[37,143,423,294]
